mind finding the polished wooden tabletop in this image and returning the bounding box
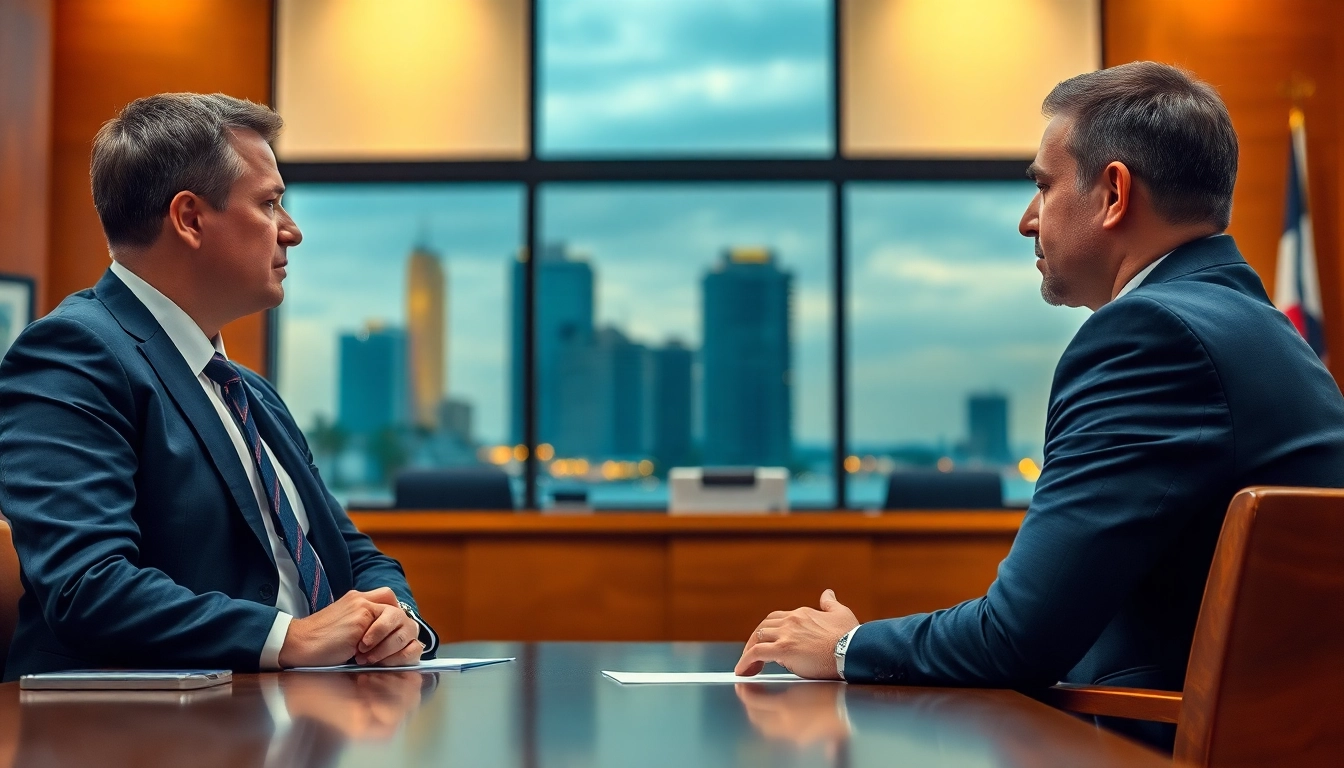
[0,642,1170,767]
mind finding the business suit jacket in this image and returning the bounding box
[0,270,427,681]
[845,235,1344,694]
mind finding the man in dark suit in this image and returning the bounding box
[0,93,437,681]
[735,62,1344,740]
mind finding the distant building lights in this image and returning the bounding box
[1018,458,1042,482]
[536,443,555,461]
[936,456,954,473]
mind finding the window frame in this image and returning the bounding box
[271,0,1062,509]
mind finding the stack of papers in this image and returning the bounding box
[288,657,514,673]
[601,671,827,685]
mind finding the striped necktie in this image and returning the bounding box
[203,353,333,613]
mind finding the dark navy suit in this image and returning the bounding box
[845,235,1344,700]
[0,270,427,681]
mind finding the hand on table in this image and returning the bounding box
[279,587,423,668]
[734,589,859,679]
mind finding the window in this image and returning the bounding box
[276,184,523,504]
[845,182,1089,507]
[539,0,833,157]
[534,184,834,507]
[274,0,1103,509]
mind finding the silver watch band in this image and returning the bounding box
[834,625,859,680]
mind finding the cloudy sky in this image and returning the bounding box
[273,0,1091,461]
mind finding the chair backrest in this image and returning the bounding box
[884,470,1003,510]
[1175,487,1344,766]
[393,466,515,510]
[0,519,21,671]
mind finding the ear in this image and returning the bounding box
[1100,161,1131,230]
[167,191,208,249]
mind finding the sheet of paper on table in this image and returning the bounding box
[288,657,515,673]
[602,671,833,685]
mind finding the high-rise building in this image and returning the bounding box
[406,245,446,431]
[338,321,407,435]
[701,246,792,467]
[651,340,694,472]
[553,326,648,458]
[439,398,474,444]
[511,243,595,445]
[967,392,1010,463]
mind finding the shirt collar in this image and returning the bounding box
[1116,253,1169,300]
[109,260,227,375]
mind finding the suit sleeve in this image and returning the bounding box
[244,372,439,657]
[0,316,277,670]
[843,297,1233,687]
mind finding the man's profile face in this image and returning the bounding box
[1020,115,1111,309]
[197,128,301,317]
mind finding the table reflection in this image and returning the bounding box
[735,682,851,756]
[8,671,435,768]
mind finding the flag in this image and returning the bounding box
[1274,107,1327,359]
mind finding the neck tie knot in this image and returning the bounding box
[203,353,242,389]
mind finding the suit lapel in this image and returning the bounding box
[245,382,353,594]
[95,269,276,564]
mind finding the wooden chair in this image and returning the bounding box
[1044,487,1344,766]
[0,519,20,671]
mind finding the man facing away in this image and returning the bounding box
[0,93,437,681]
[735,62,1344,746]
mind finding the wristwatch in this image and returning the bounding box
[398,601,440,659]
[834,626,858,680]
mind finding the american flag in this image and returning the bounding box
[1273,107,1327,360]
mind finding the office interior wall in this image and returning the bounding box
[47,0,273,373]
[0,0,52,305]
[1106,0,1344,381]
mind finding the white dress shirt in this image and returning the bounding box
[110,260,309,669]
[1115,254,1169,300]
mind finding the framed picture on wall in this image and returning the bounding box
[0,273,36,361]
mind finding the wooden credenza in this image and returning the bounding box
[349,510,1023,643]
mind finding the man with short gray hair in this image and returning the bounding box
[735,62,1344,748]
[0,93,437,680]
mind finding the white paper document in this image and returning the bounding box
[288,657,515,673]
[602,671,830,685]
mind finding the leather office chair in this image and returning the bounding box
[884,469,1003,509]
[393,466,516,510]
[0,519,21,672]
[1044,487,1344,767]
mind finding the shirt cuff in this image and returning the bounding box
[260,611,293,670]
[409,608,439,659]
[835,625,861,681]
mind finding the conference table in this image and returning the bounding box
[0,642,1170,766]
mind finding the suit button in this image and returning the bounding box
[258,583,275,601]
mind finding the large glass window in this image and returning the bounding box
[539,0,833,157]
[533,184,834,508]
[845,182,1089,507]
[276,184,524,505]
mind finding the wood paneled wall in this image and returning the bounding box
[352,512,1021,643]
[1106,0,1344,378]
[47,0,273,372]
[0,0,52,299]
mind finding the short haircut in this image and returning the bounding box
[90,93,284,248]
[1042,61,1238,230]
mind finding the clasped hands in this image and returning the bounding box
[734,589,859,679]
[279,587,422,668]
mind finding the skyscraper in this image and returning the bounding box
[511,243,596,445]
[651,340,694,472]
[553,326,649,458]
[967,392,1010,463]
[338,321,407,435]
[406,245,446,431]
[701,246,793,467]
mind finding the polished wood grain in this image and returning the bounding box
[0,0,52,308]
[48,0,273,373]
[1043,683,1182,724]
[351,511,1022,643]
[1106,0,1344,384]
[1047,487,1344,767]
[0,642,1171,767]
